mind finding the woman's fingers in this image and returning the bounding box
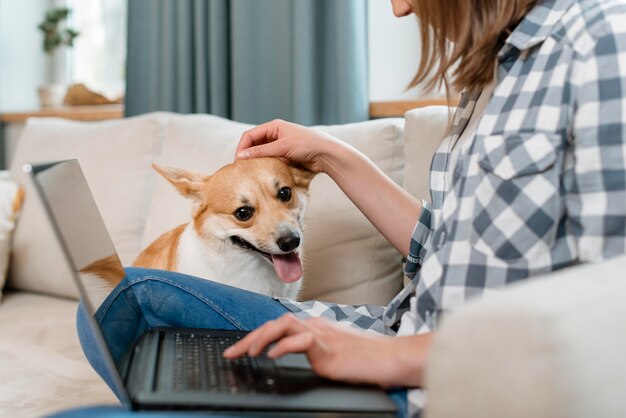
[222,328,261,358]
[267,332,316,358]
[223,314,306,358]
[237,139,289,161]
[236,119,285,159]
[248,314,310,356]
[234,119,334,175]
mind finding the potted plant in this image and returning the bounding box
[37,7,80,107]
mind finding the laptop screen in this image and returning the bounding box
[27,159,130,404]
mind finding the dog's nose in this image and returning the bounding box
[277,233,300,252]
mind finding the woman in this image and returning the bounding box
[74,0,626,417]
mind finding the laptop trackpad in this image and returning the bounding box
[274,353,312,370]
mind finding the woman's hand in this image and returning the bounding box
[235,119,349,174]
[223,313,433,388]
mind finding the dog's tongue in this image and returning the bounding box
[271,252,302,283]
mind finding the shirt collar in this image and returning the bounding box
[498,0,575,60]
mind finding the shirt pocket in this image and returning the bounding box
[470,132,562,261]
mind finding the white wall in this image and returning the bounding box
[0,0,50,111]
[368,0,439,101]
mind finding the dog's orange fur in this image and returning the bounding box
[133,224,186,270]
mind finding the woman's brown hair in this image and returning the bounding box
[409,0,541,94]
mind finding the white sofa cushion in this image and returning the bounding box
[0,292,116,417]
[8,115,164,299]
[426,255,626,418]
[143,113,406,305]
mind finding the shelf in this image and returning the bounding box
[369,97,459,118]
[0,105,124,124]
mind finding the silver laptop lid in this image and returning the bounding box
[25,159,131,406]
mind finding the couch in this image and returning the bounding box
[1,107,625,418]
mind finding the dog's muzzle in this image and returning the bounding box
[230,234,303,283]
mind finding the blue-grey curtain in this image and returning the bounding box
[125,0,368,125]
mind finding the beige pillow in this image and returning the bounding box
[142,113,406,305]
[402,106,452,202]
[8,115,164,299]
[303,121,405,304]
[0,172,24,303]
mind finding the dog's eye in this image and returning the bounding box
[278,187,291,202]
[234,206,254,221]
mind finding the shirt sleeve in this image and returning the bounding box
[570,19,626,262]
[404,199,433,279]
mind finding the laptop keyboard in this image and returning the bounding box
[172,332,279,394]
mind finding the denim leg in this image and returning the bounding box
[77,267,289,398]
[387,388,409,418]
[46,405,246,417]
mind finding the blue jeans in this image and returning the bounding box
[70,268,408,418]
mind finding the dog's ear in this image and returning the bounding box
[152,163,209,200]
[288,165,317,189]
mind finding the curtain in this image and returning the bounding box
[125,0,368,125]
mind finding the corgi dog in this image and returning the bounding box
[132,158,315,299]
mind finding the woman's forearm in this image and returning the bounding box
[320,141,422,257]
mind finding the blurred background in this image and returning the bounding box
[0,0,443,125]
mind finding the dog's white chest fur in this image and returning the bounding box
[175,225,301,300]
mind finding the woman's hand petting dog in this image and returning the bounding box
[236,119,350,175]
[223,313,433,389]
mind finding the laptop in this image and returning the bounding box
[25,159,397,417]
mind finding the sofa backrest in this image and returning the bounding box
[7,108,450,305]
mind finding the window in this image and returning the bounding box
[66,0,127,99]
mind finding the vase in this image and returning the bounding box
[37,48,71,108]
[37,84,67,108]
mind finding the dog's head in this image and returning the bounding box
[153,158,316,284]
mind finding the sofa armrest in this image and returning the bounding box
[425,255,626,418]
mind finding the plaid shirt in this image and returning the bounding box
[281,0,626,413]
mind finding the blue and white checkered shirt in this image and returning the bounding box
[281,0,626,413]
